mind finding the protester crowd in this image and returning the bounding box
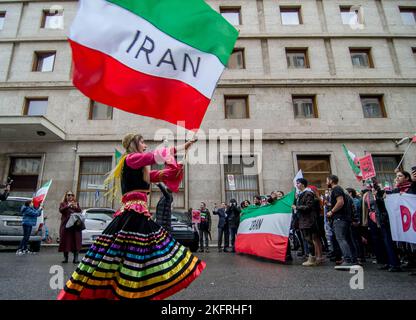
[196,167,416,275]
[6,162,416,276]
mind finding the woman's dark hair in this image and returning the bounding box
[397,170,411,182]
[254,195,262,201]
[25,200,32,206]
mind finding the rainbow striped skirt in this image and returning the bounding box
[57,211,206,300]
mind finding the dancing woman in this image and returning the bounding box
[57,133,205,300]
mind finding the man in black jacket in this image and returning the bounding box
[226,199,241,253]
[213,202,229,252]
[155,183,173,232]
[198,202,211,253]
[292,178,319,266]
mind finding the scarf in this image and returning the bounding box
[395,181,412,193]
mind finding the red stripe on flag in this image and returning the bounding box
[235,233,289,262]
[69,40,210,131]
[32,195,45,209]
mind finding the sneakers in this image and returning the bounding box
[205,248,210,253]
[198,249,204,253]
[16,249,34,255]
[302,256,317,267]
[316,257,326,265]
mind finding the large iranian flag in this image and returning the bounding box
[69,0,238,130]
[235,191,295,262]
[32,180,52,209]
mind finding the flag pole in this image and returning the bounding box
[396,140,413,170]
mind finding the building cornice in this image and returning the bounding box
[0,33,415,44]
[1,79,415,90]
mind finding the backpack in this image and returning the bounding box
[343,192,358,223]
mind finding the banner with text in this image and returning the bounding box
[384,193,416,244]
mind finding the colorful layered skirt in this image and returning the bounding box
[57,201,206,300]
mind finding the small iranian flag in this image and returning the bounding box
[235,191,295,262]
[69,0,238,131]
[342,144,363,182]
[33,180,52,209]
[115,149,122,164]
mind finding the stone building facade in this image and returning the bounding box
[0,0,415,242]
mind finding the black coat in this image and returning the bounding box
[295,190,317,230]
[213,207,228,229]
[226,205,241,229]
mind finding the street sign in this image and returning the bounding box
[227,174,236,191]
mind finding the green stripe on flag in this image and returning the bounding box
[342,144,361,176]
[115,149,122,163]
[106,0,238,66]
[240,190,295,222]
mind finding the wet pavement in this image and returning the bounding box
[1,246,415,300]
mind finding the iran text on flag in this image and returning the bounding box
[342,144,363,181]
[68,0,238,131]
[33,180,52,209]
[235,191,295,262]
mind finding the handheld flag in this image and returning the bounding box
[342,144,363,182]
[69,0,239,130]
[293,169,303,193]
[115,149,122,164]
[33,180,52,209]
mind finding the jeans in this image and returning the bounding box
[301,228,316,256]
[217,224,229,249]
[351,225,365,260]
[229,226,238,251]
[380,222,400,267]
[368,219,387,264]
[333,219,357,263]
[199,229,209,249]
[19,224,33,251]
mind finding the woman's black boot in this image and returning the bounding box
[62,252,69,263]
[73,251,80,264]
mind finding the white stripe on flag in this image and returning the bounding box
[69,0,224,99]
[237,213,292,236]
